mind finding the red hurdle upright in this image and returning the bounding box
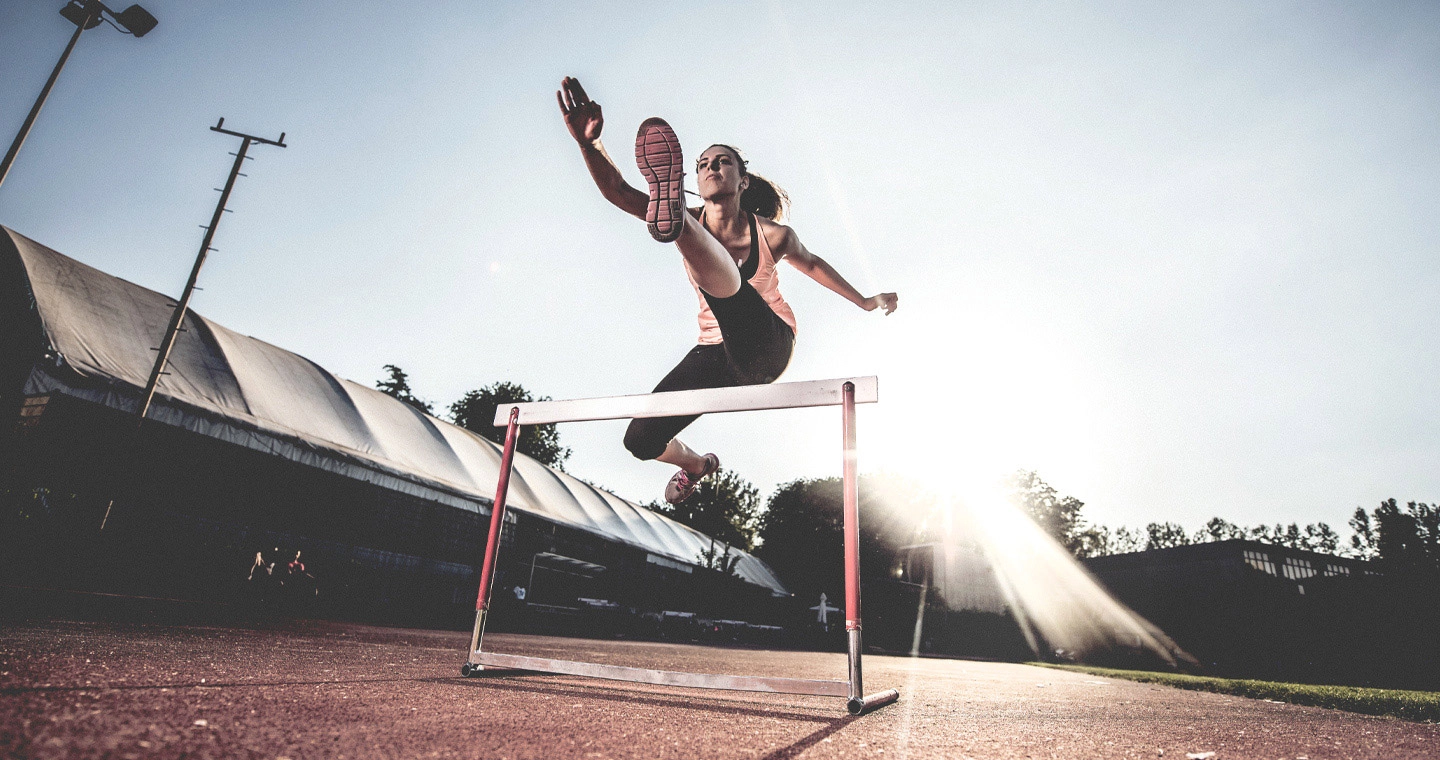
[460,376,899,716]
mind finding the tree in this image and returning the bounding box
[651,469,762,552]
[1112,525,1145,554]
[754,474,935,600]
[1281,522,1304,549]
[1072,524,1113,559]
[1369,499,1440,575]
[1248,523,1284,545]
[1097,515,1343,556]
[1145,521,1191,550]
[375,364,433,414]
[449,381,571,470]
[1243,521,1339,552]
[1194,517,1247,543]
[753,478,845,600]
[1303,522,1340,554]
[697,538,743,576]
[1349,507,1376,559]
[1005,470,1087,555]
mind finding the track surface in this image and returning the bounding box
[2,615,1437,759]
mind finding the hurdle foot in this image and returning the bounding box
[847,688,900,715]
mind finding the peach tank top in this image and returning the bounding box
[688,214,798,345]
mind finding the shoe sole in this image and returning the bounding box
[663,453,718,504]
[635,117,685,243]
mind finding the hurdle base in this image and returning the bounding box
[847,688,901,715]
[470,650,849,696]
[465,650,898,713]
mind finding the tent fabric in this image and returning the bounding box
[3,226,787,595]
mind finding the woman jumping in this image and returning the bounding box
[557,76,898,504]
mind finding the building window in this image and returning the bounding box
[1281,556,1316,580]
[1244,550,1277,576]
[1324,563,1350,577]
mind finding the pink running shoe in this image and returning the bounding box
[664,453,719,505]
[635,117,686,243]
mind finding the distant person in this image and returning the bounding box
[557,77,898,504]
[287,550,316,596]
[247,550,271,582]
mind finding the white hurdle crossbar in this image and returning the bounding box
[461,376,899,716]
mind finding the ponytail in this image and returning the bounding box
[741,173,789,221]
[709,144,790,221]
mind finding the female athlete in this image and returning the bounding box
[557,76,898,504]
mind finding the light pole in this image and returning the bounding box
[0,1,157,193]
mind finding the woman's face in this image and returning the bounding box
[696,146,748,200]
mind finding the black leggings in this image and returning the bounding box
[623,281,794,461]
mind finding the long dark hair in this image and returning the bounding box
[708,144,790,221]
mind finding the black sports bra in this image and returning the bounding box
[697,209,760,281]
[739,213,760,280]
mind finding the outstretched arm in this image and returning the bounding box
[557,77,648,220]
[769,224,898,315]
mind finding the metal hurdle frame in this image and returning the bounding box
[459,376,900,715]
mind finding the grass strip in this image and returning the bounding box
[1030,663,1440,723]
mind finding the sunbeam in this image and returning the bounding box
[914,485,1195,666]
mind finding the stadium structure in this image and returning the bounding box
[0,226,790,635]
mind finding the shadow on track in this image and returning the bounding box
[445,672,859,757]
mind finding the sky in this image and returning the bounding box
[2,0,1437,537]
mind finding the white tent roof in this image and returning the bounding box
[4,226,787,595]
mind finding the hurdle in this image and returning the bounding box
[459,376,900,715]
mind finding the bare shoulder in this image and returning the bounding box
[755,216,798,249]
[756,216,806,261]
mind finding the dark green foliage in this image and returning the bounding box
[1350,507,1376,557]
[1354,498,1440,575]
[1145,521,1192,550]
[1245,521,1341,553]
[1304,522,1341,554]
[1071,524,1114,558]
[650,469,761,552]
[752,477,844,600]
[449,381,571,470]
[1108,525,1145,554]
[1194,517,1247,543]
[1081,516,1346,557]
[754,474,935,600]
[697,539,743,576]
[1005,470,1091,555]
[998,471,1355,559]
[375,364,433,414]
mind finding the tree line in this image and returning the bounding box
[1006,470,1439,575]
[375,366,1437,584]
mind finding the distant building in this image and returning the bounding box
[1082,539,1432,687]
[1085,538,1376,600]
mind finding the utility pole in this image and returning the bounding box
[100,118,286,530]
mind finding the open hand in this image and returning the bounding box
[557,76,604,144]
[866,293,898,315]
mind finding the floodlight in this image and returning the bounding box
[58,1,101,29]
[113,5,157,37]
[0,0,159,193]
